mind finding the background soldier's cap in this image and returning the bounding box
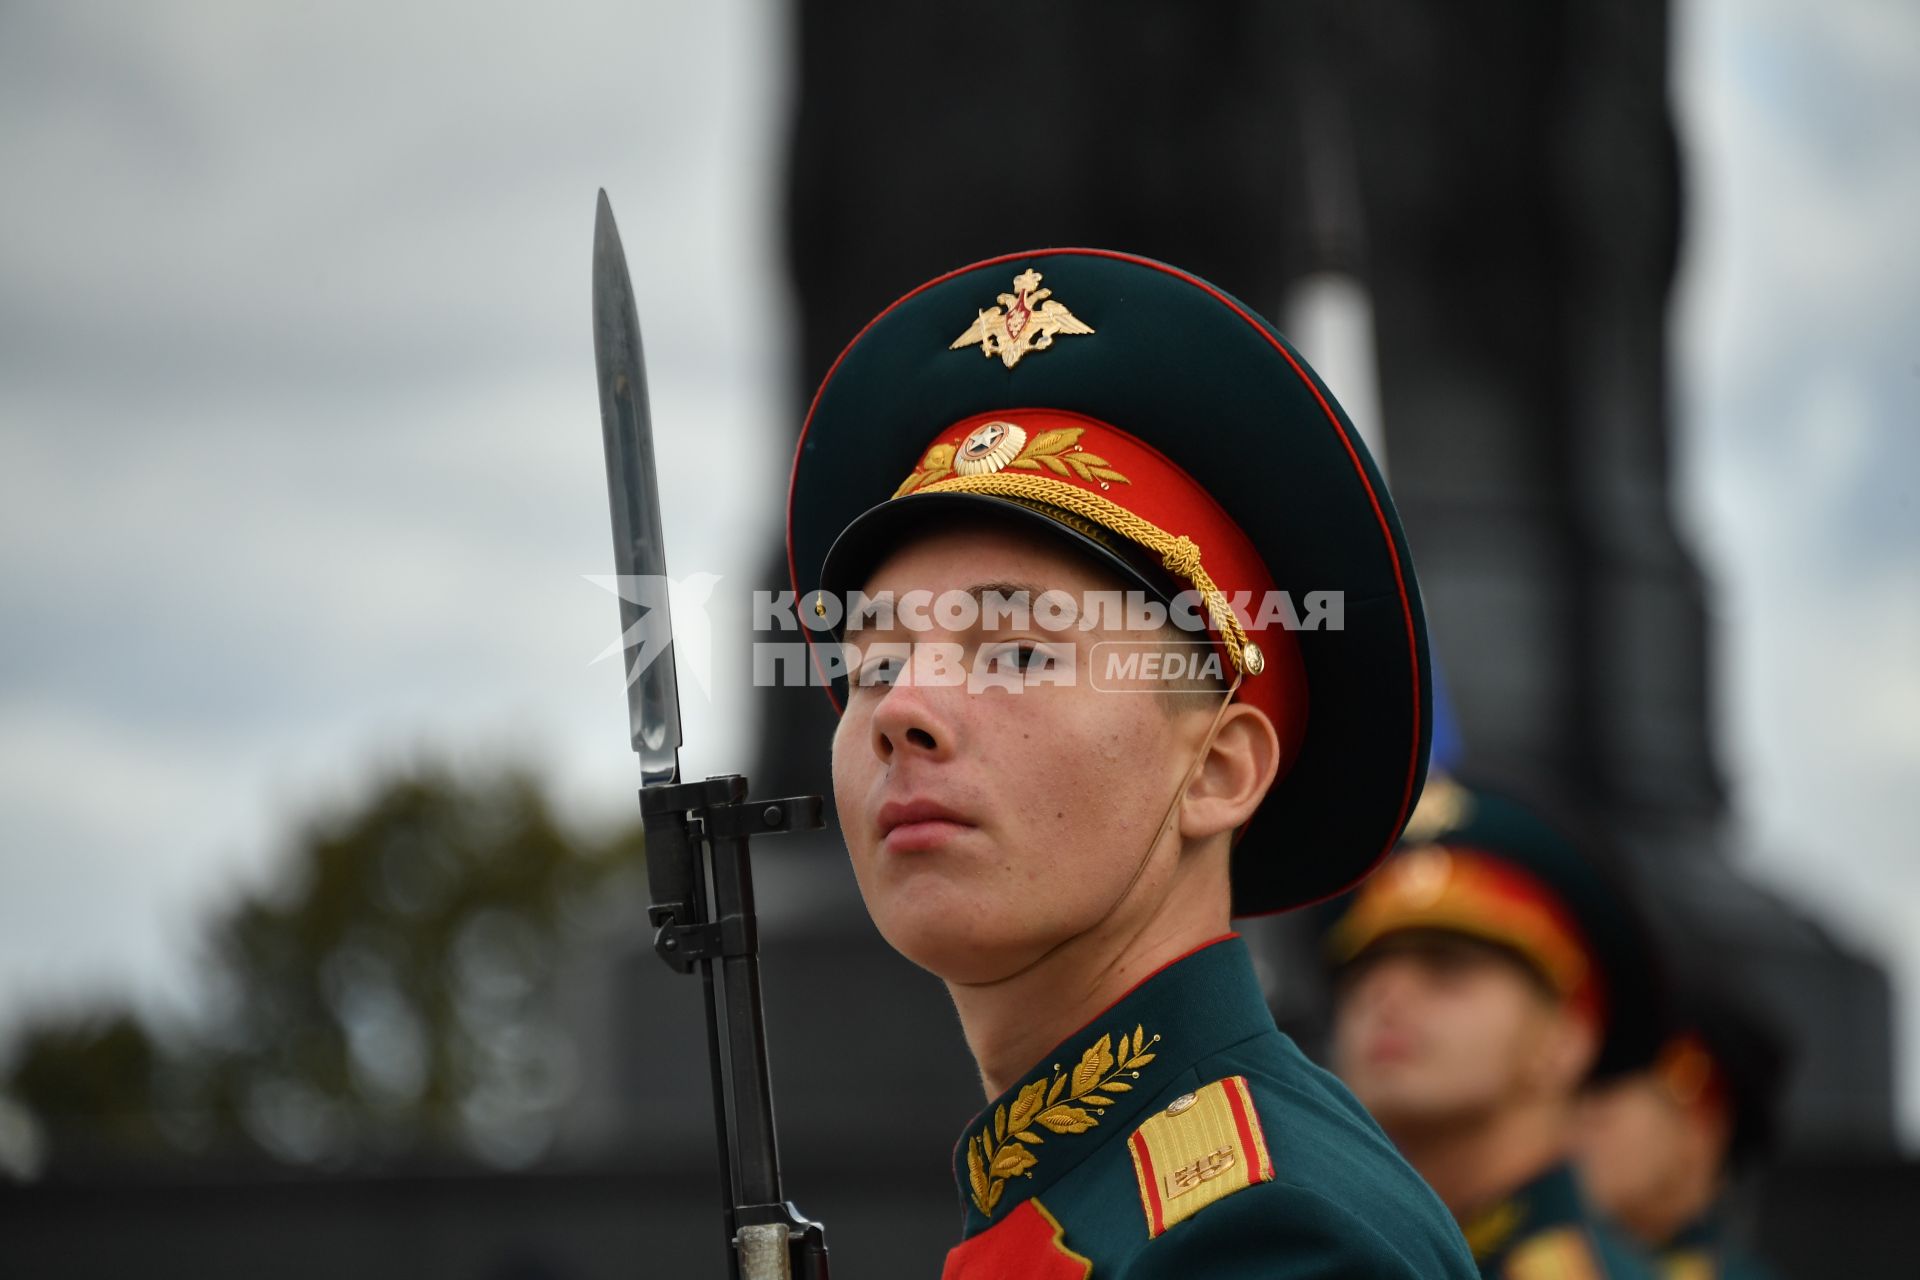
[1656,964,1793,1169]
[1326,780,1669,1080]
[785,248,1431,916]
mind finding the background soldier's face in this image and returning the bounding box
[1574,1071,1728,1241]
[831,522,1220,984]
[1330,933,1595,1135]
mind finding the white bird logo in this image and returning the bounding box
[584,572,723,703]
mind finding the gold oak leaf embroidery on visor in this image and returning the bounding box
[966,1026,1161,1217]
[1002,427,1129,488]
[893,442,957,497]
[892,427,1129,499]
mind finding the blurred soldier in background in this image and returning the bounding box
[1325,780,1666,1279]
[1577,972,1792,1279]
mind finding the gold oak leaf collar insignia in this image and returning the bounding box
[965,1025,1161,1217]
[949,270,1094,368]
[1460,1197,1524,1262]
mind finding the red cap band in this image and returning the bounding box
[893,407,1309,774]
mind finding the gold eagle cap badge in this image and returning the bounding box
[949,269,1094,368]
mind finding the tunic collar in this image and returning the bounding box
[949,934,1273,1238]
[1663,1206,1725,1254]
[1459,1162,1589,1265]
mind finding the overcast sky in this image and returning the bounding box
[1,1,1915,1140]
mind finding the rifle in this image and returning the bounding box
[591,191,830,1280]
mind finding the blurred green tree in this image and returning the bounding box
[3,1009,167,1173]
[1,765,642,1175]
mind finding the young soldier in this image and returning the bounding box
[786,251,1477,1276]
[1325,780,1664,1279]
[1577,975,1790,1279]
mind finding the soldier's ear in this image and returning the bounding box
[1683,1085,1736,1174]
[1179,702,1281,842]
[1538,1005,1602,1096]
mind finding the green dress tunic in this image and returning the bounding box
[1458,1163,1660,1280]
[939,935,1478,1278]
[1655,1212,1781,1280]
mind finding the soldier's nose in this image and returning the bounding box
[871,684,950,762]
[879,725,939,758]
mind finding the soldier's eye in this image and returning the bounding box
[856,655,906,688]
[982,642,1047,675]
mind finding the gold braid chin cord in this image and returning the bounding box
[914,472,1266,678]
[1107,667,1247,918]
[896,468,1263,991]
[967,669,1246,992]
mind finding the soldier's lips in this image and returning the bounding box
[876,799,976,853]
[1363,1030,1421,1065]
[883,820,974,854]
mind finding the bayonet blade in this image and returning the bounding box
[593,190,683,785]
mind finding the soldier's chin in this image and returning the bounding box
[1350,1081,1465,1135]
[872,907,1067,986]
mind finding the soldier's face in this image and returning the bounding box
[831,523,1214,984]
[1330,933,1593,1135]
[1574,1073,1725,1242]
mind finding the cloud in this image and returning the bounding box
[0,0,787,396]
[1677,0,1920,1141]
[0,1,790,1042]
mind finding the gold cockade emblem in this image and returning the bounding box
[954,420,1028,476]
[949,269,1094,368]
[964,1025,1160,1217]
